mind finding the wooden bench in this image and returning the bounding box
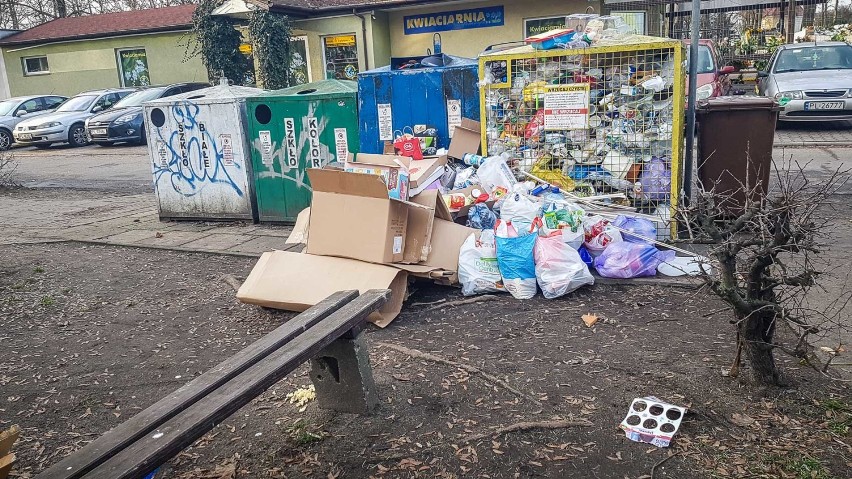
[37,289,390,479]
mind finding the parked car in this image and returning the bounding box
[0,95,67,150]
[86,82,209,146]
[13,88,135,148]
[685,39,736,100]
[757,42,852,122]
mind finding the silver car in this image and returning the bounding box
[0,95,67,150]
[757,42,852,122]
[13,88,134,148]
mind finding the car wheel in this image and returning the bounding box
[0,129,12,151]
[137,128,147,145]
[68,124,88,147]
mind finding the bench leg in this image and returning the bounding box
[309,332,378,414]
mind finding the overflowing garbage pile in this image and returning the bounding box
[478,31,680,237]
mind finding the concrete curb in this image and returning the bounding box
[774,141,852,148]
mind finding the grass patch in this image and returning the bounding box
[41,296,55,307]
[33,266,44,273]
[783,455,834,479]
[287,420,323,446]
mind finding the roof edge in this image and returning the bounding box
[0,24,193,47]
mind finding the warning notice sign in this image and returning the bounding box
[543,84,590,130]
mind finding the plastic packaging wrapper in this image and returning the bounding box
[458,231,505,296]
[453,166,479,190]
[534,231,594,299]
[583,215,623,258]
[612,215,657,244]
[495,220,538,300]
[593,242,675,279]
[467,203,497,230]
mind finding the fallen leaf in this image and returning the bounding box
[582,313,599,328]
[731,413,755,427]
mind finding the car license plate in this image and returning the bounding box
[804,101,844,111]
[18,133,32,140]
[91,128,107,135]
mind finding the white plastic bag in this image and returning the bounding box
[477,154,517,193]
[458,231,505,296]
[500,193,541,229]
[535,231,595,299]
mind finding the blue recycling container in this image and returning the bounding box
[357,54,480,154]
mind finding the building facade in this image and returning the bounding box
[0,5,208,98]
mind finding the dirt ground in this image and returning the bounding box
[1,242,849,479]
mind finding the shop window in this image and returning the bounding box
[290,36,311,85]
[323,34,359,80]
[116,48,151,87]
[22,56,49,75]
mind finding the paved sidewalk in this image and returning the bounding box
[774,120,852,147]
[0,189,295,256]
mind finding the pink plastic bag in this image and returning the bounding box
[534,231,594,299]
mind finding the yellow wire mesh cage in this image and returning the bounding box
[479,36,685,239]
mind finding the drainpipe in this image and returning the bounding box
[353,9,370,70]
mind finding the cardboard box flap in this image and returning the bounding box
[354,153,411,171]
[408,155,448,188]
[237,251,408,328]
[307,168,391,200]
[447,118,481,160]
[411,189,452,221]
[422,219,478,273]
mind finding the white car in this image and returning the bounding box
[0,95,67,150]
[14,88,134,148]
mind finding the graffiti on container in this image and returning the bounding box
[251,102,333,191]
[152,101,244,197]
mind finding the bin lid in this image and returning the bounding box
[145,84,265,106]
[697,96,781,113]
[360,54,477,75]
[258,79,357,99]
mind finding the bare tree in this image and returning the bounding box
[679,159,850,385]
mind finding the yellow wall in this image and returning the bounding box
[2,31,208,97]
[387,0,601,58]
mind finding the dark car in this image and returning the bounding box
[85,82,209,145]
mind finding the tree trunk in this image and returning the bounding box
[740,310,782,385]
[8,0,19,29]
[54,0,67,18]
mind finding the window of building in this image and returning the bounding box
[290,36,311,85]
[611,11,646,35]
[323,34,359,81]
[116,48,151,87]
[22,56,49,75]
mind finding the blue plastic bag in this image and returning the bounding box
[467,203,497,230]
[495,221,538,299]
[578,245,594,268]
[593,242,675,279]
[613,215,657,244]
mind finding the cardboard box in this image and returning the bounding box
[306,169,432,265]
[447,118,481,161]
[345,153,411,201]
[236,251,408,327]
[409,155,449,196]
[393,219,477,285]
